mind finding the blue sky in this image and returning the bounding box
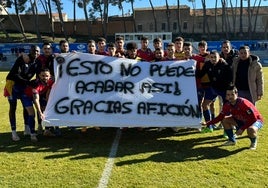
[7,0,268,19]
[61,0,268,19]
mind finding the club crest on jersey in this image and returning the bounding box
[246,109,253,114]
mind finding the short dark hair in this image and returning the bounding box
[107,42,116,48]
[226,84,238,93]
[174,37,184,42]
[210,50,219,55]
[222,40,231,45]
[39,68,50,73]
[167,42,175,47]
[126,42,138,50]
[198,40,207,47]
[30,45,40,53]
[141,36,149,41]
[87,39,96,45]
[153,37,162,43]
[116,36,124,41]
[239,45,250,51]
[183,42,192,47]
[59,39,68,46]
[43,42,52,47]
[97,37,106,43]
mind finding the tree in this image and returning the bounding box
[148,0,157,32]
[214,0,218,34]
[246,0,252,39]
[13,0,27,40]
[103,0,109,38]
[0,0,27,40]
[78,0,91,38]
[91,0,104,36]
[245,0,265,39]
[221,0,229,38]
[188,0,196,34]
[176,0,182,34]
[165,0,171,32]
[0,0,12,39]
[252,0,261,35]
[201,0,211,38]
[129,0,137,32]
[39,0,55,40]
[73,0,77,37]
[52,0,68,40]
[239,0,243,36]
[229,0,238,37]
[29,0,42,42]
[111,0,127,32]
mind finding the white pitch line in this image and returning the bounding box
[97,128,122,188]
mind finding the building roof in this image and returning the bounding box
[134,5,268,16]
[135,5,190,11]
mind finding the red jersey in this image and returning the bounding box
[207,97,263,131]
[25,78,54,98]
[137,48,154,62]
[96,51,109,56]
[192,55,205,89]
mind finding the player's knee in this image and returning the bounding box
[221,118,233,129]
[247,127,257,137]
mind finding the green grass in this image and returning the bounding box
[0,70,267,188]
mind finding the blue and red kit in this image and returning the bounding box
[25,78,54,99]
[207,97,263,131]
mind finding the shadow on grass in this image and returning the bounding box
[0,127,118,160]
[0,127,248,162]
[115,128,249,165]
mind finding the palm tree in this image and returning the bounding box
[148,0,157,32]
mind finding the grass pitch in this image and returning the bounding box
[0,70,267,188]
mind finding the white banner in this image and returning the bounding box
[43,53,201,128]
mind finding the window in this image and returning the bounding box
[183,21,187,30]
[137,24,142,32]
